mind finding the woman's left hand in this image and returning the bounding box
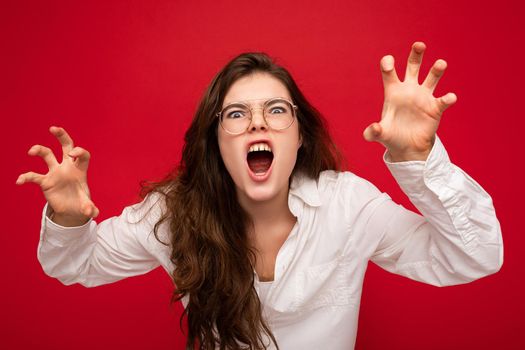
[363,41,457,162]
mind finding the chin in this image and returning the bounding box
[236,173,290,205]
[240,181,280,203]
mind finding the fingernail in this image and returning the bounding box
[414,42,425,52]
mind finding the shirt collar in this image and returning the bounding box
[289,171,322,207]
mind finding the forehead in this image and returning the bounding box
[222,73,291,107]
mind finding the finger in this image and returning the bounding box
[92,205,100,218]
[404,41,426,83]
[363,122,384,143]
[68,146,91,172]
[49,126,74,162]
[27,144,59,169]
[380,55,400,88]
[422,59,447,93]
[436,92,457,114]
[81,200,99,218]
[16,171,45,186]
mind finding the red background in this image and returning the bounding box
[3,0,524,349]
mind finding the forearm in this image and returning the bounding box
[38,197,162,287]
[372,136,503,285]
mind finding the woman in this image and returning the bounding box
[17,42,503,350]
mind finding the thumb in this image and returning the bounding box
[437,92,457,114]
[80,200,99,218]
[363,122,383,143]
[91,204,100,218]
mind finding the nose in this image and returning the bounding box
[248,107,268,132]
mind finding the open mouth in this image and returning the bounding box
[247,142,274,176]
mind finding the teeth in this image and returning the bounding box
[248,142,272,153]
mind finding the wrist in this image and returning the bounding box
[50,212,90,227]
[387,148,431,162]
[386,137,435,162]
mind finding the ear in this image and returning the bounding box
[298,134,303,149]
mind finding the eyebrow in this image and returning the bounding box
[222,96,291,107]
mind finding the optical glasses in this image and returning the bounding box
[216,97,298,135]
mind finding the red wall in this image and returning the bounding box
[4,0,523,349]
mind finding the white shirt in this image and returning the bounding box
[37,136,503,349]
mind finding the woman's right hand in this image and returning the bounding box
[16,126,99,226]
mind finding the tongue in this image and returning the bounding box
[247,152,273,174]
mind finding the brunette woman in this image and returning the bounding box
[17,42,503,349]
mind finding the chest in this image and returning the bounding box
[252,219,297,282]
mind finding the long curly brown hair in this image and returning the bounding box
[139,52,343,349]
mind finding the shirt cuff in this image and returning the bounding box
[383,135,452,192]
[41,202,94,247]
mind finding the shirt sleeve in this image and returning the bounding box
[369,135,503,286]
[37,192,169,287]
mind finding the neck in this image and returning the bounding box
[238,187,295,230]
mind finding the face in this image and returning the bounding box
[217,73,302,206]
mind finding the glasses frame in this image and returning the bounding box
[216,97,298,135]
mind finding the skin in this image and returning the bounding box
[217,73,303,280]
[15,126,97,226]
[363,41,457,161]
[16,41,457,277]
[217,72,302,225]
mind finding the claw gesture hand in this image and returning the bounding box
[16,126,98,226]
[363,42,457,162]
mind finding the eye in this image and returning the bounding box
[227,110,245,119]
[223,106,248,119]
[265,100,292,116]
[269,107,285,114]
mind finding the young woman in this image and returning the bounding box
[17,42,503,350]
